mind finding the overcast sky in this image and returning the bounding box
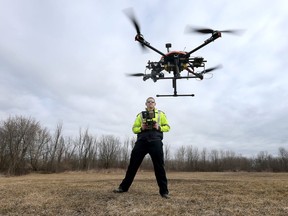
[0,0,287,157]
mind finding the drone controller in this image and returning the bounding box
[142,110,155,130]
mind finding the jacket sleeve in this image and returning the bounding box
[159,112,170,132]
[132,114,142,134]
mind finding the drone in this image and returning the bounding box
[125,9,241,97]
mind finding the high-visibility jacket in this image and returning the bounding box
[132,109,170,141]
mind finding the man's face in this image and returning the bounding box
[146,99,156,110]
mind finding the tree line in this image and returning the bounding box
[0,116,287,176]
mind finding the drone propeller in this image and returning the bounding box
[126,73,152,81]
[126,73,145,77]
[185,26,243,35]
[201,65,222,74]
[123,8,140,34]
[123,8,147,51]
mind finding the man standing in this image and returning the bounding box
[113,97,170,198]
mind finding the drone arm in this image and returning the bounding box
[135,35,166,56]
[186,31,222,56]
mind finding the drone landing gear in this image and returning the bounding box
[156,94,195,97]
[156,77,195,97]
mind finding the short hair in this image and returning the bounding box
[146,97,155,103]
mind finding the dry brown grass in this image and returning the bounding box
[0,170,288,216]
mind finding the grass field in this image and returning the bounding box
[0,170,288,216]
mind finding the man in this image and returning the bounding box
[113,97,170,198]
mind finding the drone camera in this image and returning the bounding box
[193,57,204,67]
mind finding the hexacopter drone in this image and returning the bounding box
[125,9,240,97]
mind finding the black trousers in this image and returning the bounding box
[119,139,169,195]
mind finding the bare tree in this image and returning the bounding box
[0,127,8,172]
[175,145,186,171]
[164,143,171,161]
[27,127,51,171]
[60,136,77,170]
[219,150,236,171]
[199,148,208,171]
[254,151,273,171]
[186,145,199,171]
[46,123,66,172]
[120,137,132,168]
[98,135,121,169]
[75,128,97,170]
[278,147,288,171]
[0,116,40,175]
[164,143,171,170]
[209,149,220,171]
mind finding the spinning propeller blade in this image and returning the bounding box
[123,8,141,35]
[126,73,145,77]
[123,8,147,51]
[185,26,243,35]
[201,65,222,74]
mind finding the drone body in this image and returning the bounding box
[125,9,239,97]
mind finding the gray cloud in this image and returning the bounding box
[0,0,287,157]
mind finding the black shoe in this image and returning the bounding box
[113,187,126,193]
[161,193,170,199]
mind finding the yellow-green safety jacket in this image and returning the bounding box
[132,109,170,141]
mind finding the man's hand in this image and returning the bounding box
[153,122,159,130]
[141,123,148,131]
